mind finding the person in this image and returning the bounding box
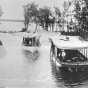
[25,37,29,45]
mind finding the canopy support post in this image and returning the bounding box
[55,46,57,57]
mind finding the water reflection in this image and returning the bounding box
[51,61,88,87]
[22,50,40,63]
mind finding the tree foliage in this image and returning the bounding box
[23,2,61,31]
[23,2,39,30]
[73,0,88,36]
[39,6,52,30]
[62,1,72,17]
[54,6,61,17]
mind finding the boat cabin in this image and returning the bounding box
[22,33,41,47]
[50,35,88,67]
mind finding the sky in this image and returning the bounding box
[0,0,68,19]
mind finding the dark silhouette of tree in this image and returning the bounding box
[54,6,61,17]
[73,0,88,37]
[74,0,81,34]
[54,6,62,31]
[62,1,72,31]
[23,3,53,31]
[39,6,52,31]
[48,16,55,31]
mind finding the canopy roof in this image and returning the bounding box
[13,32,41,38]
[51,35,88,50]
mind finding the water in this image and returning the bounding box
[0,21,24,31]
[0,22,88,88]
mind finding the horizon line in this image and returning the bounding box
[0,19,24,22]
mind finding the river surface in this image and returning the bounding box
[0,22,88,88]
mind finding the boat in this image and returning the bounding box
[50,35,88,68]
[22,32,41,53]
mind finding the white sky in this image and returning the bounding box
[0,0,69,19]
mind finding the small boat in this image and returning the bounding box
[22,32,41,53]
[50,35,88,68]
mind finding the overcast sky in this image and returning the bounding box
[0,0,68,19]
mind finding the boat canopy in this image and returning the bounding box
[22,32,41,38]
[13,32,41,38]
[51,35,88,50]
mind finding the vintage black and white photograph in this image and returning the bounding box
[0,0,88,88]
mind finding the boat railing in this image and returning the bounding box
[78,48,88,58]
[53,54,88,66]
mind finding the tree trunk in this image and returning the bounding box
[35,23,38,32]
[45,23,48,31]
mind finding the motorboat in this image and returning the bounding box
[22,32,41,53]
[50,35,88,68]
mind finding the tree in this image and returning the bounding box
[74,0,81,34]
[73,0,88,36]
[23,2,39,31]
[54,6,61,17]
[62,1,72,31]
[39,6,52,31]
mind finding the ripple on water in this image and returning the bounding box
[22,49,40,63]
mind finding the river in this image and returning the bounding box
[0,22,88,88]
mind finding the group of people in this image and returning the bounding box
[23,36,40,46]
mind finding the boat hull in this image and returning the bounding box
[50,49,88,68]
[22,46,39,53]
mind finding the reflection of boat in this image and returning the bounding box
[22,50,39,63]
[50,35,88,68]
[22,32,41,53]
